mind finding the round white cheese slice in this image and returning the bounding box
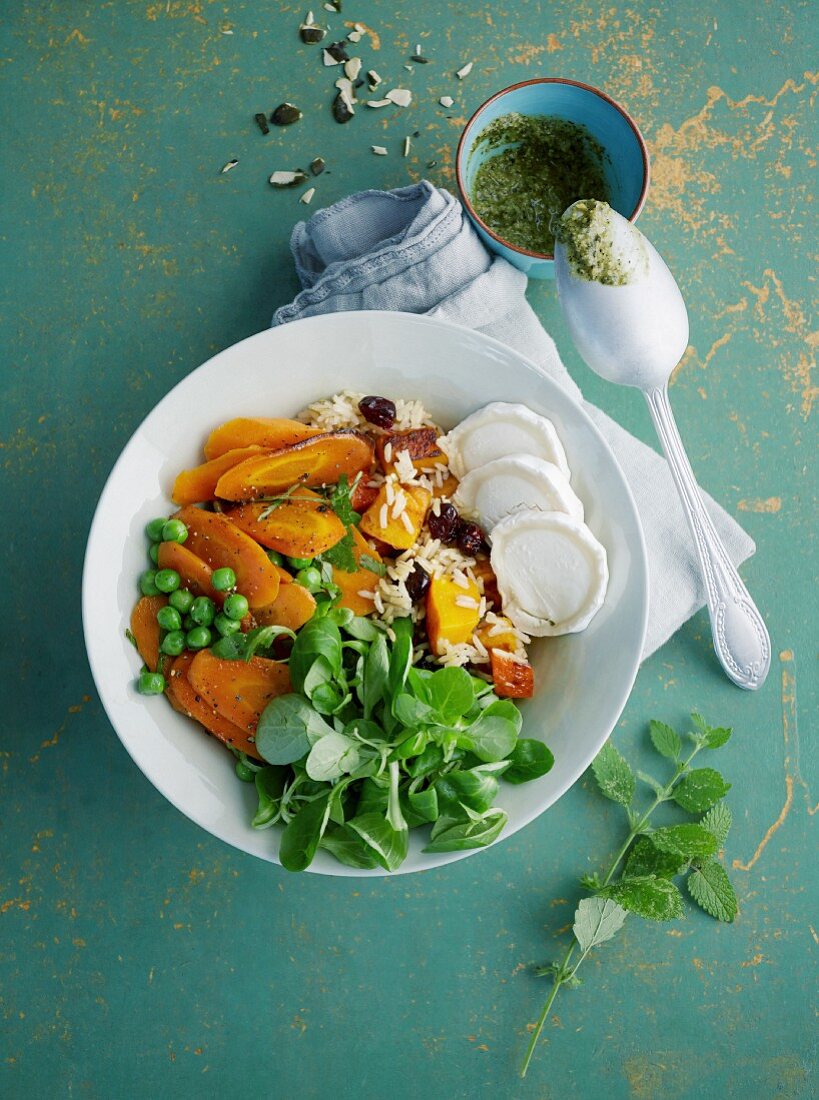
[440,403,571,480]
[490,509,608,636]
[454,455,584,531]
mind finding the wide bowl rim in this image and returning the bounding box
[82,310,649,876]
[455,76,651,261]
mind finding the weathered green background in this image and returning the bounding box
[1,2,815,1097]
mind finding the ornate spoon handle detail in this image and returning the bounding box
[645,386,771,690]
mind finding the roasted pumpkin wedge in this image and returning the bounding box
[203,417,323,461]
[377,428,445,475]
[255,582,317,633]
[173,506,280,609]
[172,445,264,505]
[214,431,374,501]
[130,595,167,672]
[332,526,383,616]
[187,650,291,735]
[490,648,535,699]
[359,483,431,550]
[165,652,261,759]
[226,489,345,559]
[475,616,519,655]
[425,573,481,655]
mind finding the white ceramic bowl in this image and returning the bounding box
[83,312,648,876]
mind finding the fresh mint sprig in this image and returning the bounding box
[520,713,738,1077]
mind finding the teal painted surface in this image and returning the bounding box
[0,2,815,1097]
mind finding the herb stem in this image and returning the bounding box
[521,742,703,1076]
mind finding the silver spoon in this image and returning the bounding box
[555,202,770,690]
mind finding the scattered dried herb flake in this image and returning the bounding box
[254,112,270,134]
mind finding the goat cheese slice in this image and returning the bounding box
[490,510,608,636]
[440,403,570,480]
[454,454,583,531]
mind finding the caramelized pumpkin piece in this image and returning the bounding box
[187,650,291,736]
[377,428,445,475]
[333,526,383,616]
[204,417,322,460]
[226,489,345,559]
[130,595,167,672]
[173,506,280,609]
[490,649,534,699]
[350,477,380,514]
[471,556,500,608]
[214,431,374,501]
[255,583,317,633]
[172,446,264,505]
[432,473,460,500]
[166,652,261,759]
[475,615,519,655]
[359,484,431,550]
[425,573,481,655]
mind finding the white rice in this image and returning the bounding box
[299,390,437,433]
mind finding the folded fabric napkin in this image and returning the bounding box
[272,181,754,659]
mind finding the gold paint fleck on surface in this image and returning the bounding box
[733,651,798,870]
[737,497,782,513]
[740,952,767,968]
[344,21,380,50]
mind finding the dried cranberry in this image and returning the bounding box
[405,564,430,602]
[456,519,485,556]
[427,502,459,542]
[358,395,396,430]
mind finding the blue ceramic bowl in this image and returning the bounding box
[456,78,650,280]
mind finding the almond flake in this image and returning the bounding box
[371,145,388,156]
[344,57,362,80]
[385,88,412,107]
[322,48,342,66]
[456,61,473,79]
[439,95,454,108]
[367,99,392,108]
[300,187,316,204]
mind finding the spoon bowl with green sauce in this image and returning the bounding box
[457,78,649,279]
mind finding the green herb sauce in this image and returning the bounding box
[469,113,611,255]
[556,199,648,285]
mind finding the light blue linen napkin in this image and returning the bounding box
[272,181,754,658]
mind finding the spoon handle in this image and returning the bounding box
[644,386,771,690]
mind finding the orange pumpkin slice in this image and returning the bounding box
[332,527,383,616]
[172,446,264,505]
[130,595,167,672]
[166,652,261,759]
[204,418,323,460]
[226,489,345,559]
[214,431,374,501]
[173,506,280,609]
[187,650,291,736]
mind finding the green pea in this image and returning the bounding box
[160,630,186,656]
[169,588,194,614]
[287,555,313,570]
[138,670,165,695]
[235,760,255,782]
[211,567,236,592]
[148,543,160,564]
[145,517,167,541]
[190,596,215,626]
[182,614,196,631]
[295,566,323,593]
[186,626,212,650]
[156,605,182,632]
[223,593,249,621]
[266,549,284,566]
[161,519,188,544]
[214,613,241,637]
[140,570,161,597]
[154,568,181,594]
